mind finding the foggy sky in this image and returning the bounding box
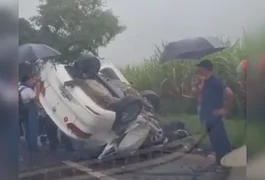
[19,0,265,67]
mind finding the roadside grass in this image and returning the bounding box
[162,114,245,149]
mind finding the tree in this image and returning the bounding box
[19,18,39,45]
[31,0,126,62]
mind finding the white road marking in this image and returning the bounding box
[62,160,117,180]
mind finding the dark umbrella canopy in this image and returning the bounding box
[19,43,61,63]
[160,37,228,63]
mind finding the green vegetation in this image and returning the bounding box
[19,0,125,61]
[121,40,246,117]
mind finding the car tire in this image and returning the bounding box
[163,121,189,141]
[140,90,160,112]
[110,96,143,134]
[73,55,101,76]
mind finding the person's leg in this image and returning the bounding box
[45,116,74,152]
[38,116,45,135]
[61,132,74,151]
[27,106,39,152]
[19,117,24,137]
[45,116,59,151]
[23,120,31,151]
[39,116,48,144]
[207,118,231,165]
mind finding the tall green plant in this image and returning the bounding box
[122,38,245,116]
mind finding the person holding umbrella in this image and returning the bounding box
[19,44,75,153]
[196,59,233,171]
[19,74,43,153]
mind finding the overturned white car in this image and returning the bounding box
[38,55,188,158]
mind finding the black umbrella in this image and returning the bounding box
[160,37,228,63]
[19,43,61,63]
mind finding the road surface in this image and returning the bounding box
[19,135,245,180]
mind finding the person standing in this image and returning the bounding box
[196,60,233,170]
[19,74,41,153]
[45,114,74,152]
[38,107,48,145]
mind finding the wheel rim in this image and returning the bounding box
[120,103,141,123]
[150,129,165,143]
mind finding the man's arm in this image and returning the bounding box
[213,78,234,116]
[216,77,234,112]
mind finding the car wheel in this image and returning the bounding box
[149,129,165,144]
[163,121,189,141]
[119,102,142,123]
[110,96,143,133]
[73,54,101,76]
[140,129,166,148]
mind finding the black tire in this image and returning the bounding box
[141,129,166,148]
[140,90,160,112]
[110,96,143,133]
[73,54,101,76]
[163,122,189,141]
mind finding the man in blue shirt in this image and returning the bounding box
[196,60,233,170]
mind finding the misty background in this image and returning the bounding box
[19,0,265,67]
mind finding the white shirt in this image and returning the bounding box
[19,84,36,104]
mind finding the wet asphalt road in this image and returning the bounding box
[19,137,245,180]
[111,162,245,180]
[57,154,245,180]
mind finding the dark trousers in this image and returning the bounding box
[45,116,73,151]
[19,117,24,137]
[205,117,231,165]
[19,111,28,137]
[20,102,40,153]
[38,116,47,135]
[23,115,39,152]
[61,132,74,151]
[45,116,58,151]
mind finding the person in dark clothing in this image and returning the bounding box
[37,108,49,145]
[45,115,74,152]
[44,116,59,151]
[196,60,233,170]
[19,116,24,138]
[19,75,42,153]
